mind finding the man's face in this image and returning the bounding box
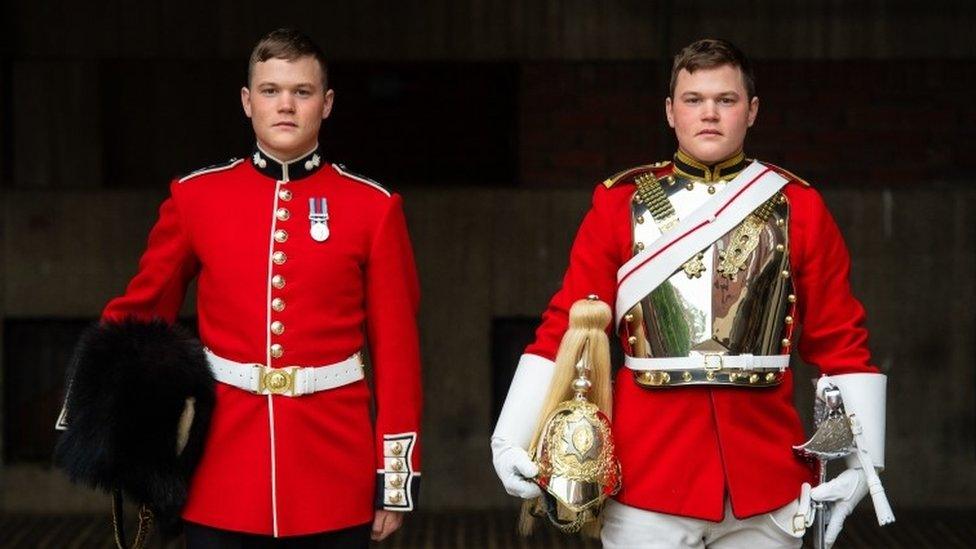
[665,64,758,164]
[241,56,334,160]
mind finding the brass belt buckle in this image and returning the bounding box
[259,366,298,395]
[702,353,723,382]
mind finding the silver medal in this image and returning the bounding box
[311,222,330,242]
[309,197,330,242]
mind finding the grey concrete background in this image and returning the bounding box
[1,0,974,519]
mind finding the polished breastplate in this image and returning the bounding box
[620,171,794,387]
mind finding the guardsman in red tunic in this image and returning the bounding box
[63,29,422,547]
[493,39,889,548]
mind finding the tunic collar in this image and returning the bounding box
[251,143,324,182]
[673,149,747,182]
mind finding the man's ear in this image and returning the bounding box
[322,89,335,120]
[665,97,675,128]
[747,96,759,127]
[241,87,252,118]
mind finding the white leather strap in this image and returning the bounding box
[206,349,365,397]
[625,353,790,372]
[615,162,789,327]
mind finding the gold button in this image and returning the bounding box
[391,459,404,472]
[781,338,791,347]
[627,336,637,346]
[749,373,759,384]
[781,270,790,279]
[274,230,288,243]
[272,298,285,312]
[276,208,290,221]
[784,316,794,325]
[270,344,283,358]
[775,244,785,252]
[636,242,645,251]
[278,189,292,201]
[272,251,287,265]
[272,275,286,289]
[705,371,716,382]
[391,442,403,456]
[765,372,777,382]
[639,371,653,383]
[788,294,796,303]
[636,215,645,224]
[271,321,284,335]
[776,218,785,227]
[685,182,694,191]
[390,475,404,489]
[624,314,634,323]
[682,371,692,382]
[729,372,738,382]
[389,492,403,504]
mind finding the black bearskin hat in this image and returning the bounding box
[54,318,215,538]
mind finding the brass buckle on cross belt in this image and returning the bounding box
[258,366,299,395]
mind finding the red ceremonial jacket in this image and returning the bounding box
[102,146,422,536]
[523,155,877,521]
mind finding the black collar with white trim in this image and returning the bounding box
[673,150,748,182]
[251,144,324,182]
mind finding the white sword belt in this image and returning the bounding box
[624,353,790,388]
[206,349,365,396]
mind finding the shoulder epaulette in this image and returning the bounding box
[763,162,810,187]
[602,160,672,189]
[332,163,392,197]
[178,158,244,183]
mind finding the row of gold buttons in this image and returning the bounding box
[270,186,293,359]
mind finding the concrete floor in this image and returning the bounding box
[0,508,973,548]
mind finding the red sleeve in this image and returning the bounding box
[102,181,199,323]
[788,185,877,375]
[365,193,423,510]
[525,184,629,360]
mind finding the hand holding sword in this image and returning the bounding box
[794,382,894,548]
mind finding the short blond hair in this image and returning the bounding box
[247,28,328,90]
[670,39,755,99]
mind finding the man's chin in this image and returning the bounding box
[684,144,739,165]
[260,137,314,160]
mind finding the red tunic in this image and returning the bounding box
[102,148,422,536]
[524,160,876,521]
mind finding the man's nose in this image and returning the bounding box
[701,101,719,120]
[277,92,296,113]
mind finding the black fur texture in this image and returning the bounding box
[54,318,215,537]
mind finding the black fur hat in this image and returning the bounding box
[54,318,215,538]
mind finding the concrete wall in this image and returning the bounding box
[2,182,973,511]
[8,1,975,60]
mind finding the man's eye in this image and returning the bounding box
[720,97,735,105]
[296,89,312,97]
[260,89,277,96]
[685,97,701,104]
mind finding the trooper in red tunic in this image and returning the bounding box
[96,29,421,546]
[493,40,887,548]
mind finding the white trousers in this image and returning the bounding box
[601,498,804,549]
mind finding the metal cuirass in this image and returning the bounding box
[621,170,794,388]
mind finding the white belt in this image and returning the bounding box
[206,349,365,397]
[625,353,790,372]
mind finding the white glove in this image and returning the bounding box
[809,373,894,548]
[810,468,868,548]
[491,436,541,498]
[491,354,555,500]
